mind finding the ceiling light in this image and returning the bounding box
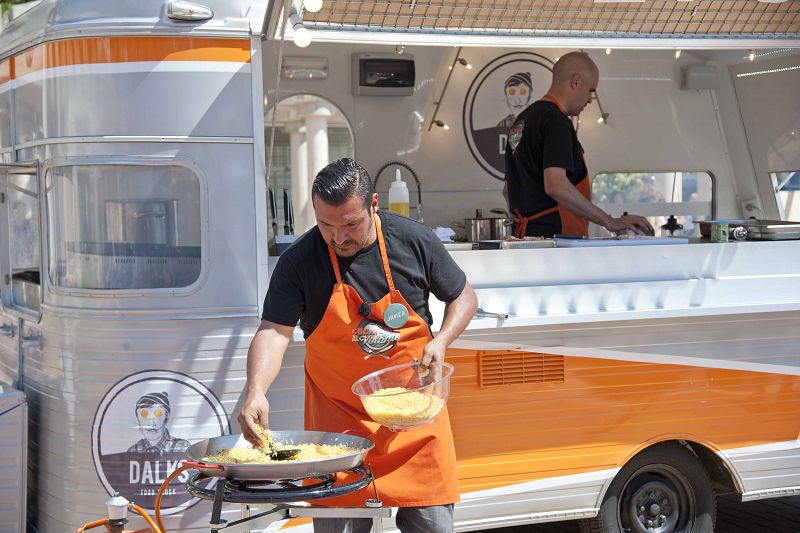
[433,120,450,130]
[593,90,610,125]
[289,9,312,48]
[748,49,755,61]
[605,48,611,55]
[675,49,682,59]
[304,0,323,13]
[457,57,472,70]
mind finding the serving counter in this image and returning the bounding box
[430,239,800,331]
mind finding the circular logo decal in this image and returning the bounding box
[383,303,409,329]
[91,370,229,515]
[463,52,554,180]
[352,319,400,358]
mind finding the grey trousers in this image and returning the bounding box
[312,504,454,533]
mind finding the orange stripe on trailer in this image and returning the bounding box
[0,59,9,84]
[445,348,800,494]
[12,36,250,78]
[281,517,312,528]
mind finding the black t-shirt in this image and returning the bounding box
[504,100,586,237]
[261,211,467,338]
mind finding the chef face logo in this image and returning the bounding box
[463,51,553,180]
[91,370,229,515]
[353,319,399,358]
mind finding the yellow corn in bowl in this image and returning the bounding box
[352,362,454,431]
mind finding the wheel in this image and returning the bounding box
[580,442,716,533]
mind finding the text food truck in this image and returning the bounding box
[0,0,798,532]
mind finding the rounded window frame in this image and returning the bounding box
[43,157,209,299]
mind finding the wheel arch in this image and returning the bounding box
[593,436,743,510]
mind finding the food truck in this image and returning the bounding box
[0,0,798,532]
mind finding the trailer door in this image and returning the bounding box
[0,163,41,388]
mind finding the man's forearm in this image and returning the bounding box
[544,168,612,228]
[245,321,293,396]
[435,282,478,347]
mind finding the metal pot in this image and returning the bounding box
[457,209,513,242]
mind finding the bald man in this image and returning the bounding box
[503,52,653,238]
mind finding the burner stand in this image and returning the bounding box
[186,465,391,532]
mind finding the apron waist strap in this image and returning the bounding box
[513,206,559,238]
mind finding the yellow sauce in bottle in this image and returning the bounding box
[388,202,410,217]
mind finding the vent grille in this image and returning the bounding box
[479,351,565,387]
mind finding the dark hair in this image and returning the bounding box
[312,158,374,209]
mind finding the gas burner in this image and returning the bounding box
[186,465,374,504]
[186,465,389,532]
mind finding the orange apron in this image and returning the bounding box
[303,213,460,507]
[513,93,590,238]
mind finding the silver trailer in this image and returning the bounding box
[2,1,800,532]
[0,1,270,530]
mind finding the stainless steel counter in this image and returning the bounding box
[429,239,800,331]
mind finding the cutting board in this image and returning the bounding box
[555,236,689,247]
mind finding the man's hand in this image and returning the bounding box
[419,282,477,370]
[238,320,294,446]
[420,337,447,369]
[605,214,654,235]
[238,392,271,447]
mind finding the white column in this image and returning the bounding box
[299,106,332,234]
[289,123,309,234]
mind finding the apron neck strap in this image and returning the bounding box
[374,213,396,293]
[542,93,567,115]
[325,212,396,293]
[327,245,343,284]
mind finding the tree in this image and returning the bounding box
[2,0,33,16]
[591,172,650,203]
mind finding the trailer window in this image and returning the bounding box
[46,165,201,290]
[592,171,713,236]
[771,171,800,221]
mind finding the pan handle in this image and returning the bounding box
[342,428,371,439]
[182,460,224,471]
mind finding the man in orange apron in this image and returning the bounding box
[239,158,477,532]
[503,51,653,238]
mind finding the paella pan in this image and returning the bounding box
[186,430,374,480]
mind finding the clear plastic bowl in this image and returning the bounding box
[351,361,454,431]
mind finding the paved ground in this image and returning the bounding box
[488,494,800,532]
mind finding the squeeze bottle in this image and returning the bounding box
[388,168,410,217]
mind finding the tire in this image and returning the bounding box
[580,442,716,533]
